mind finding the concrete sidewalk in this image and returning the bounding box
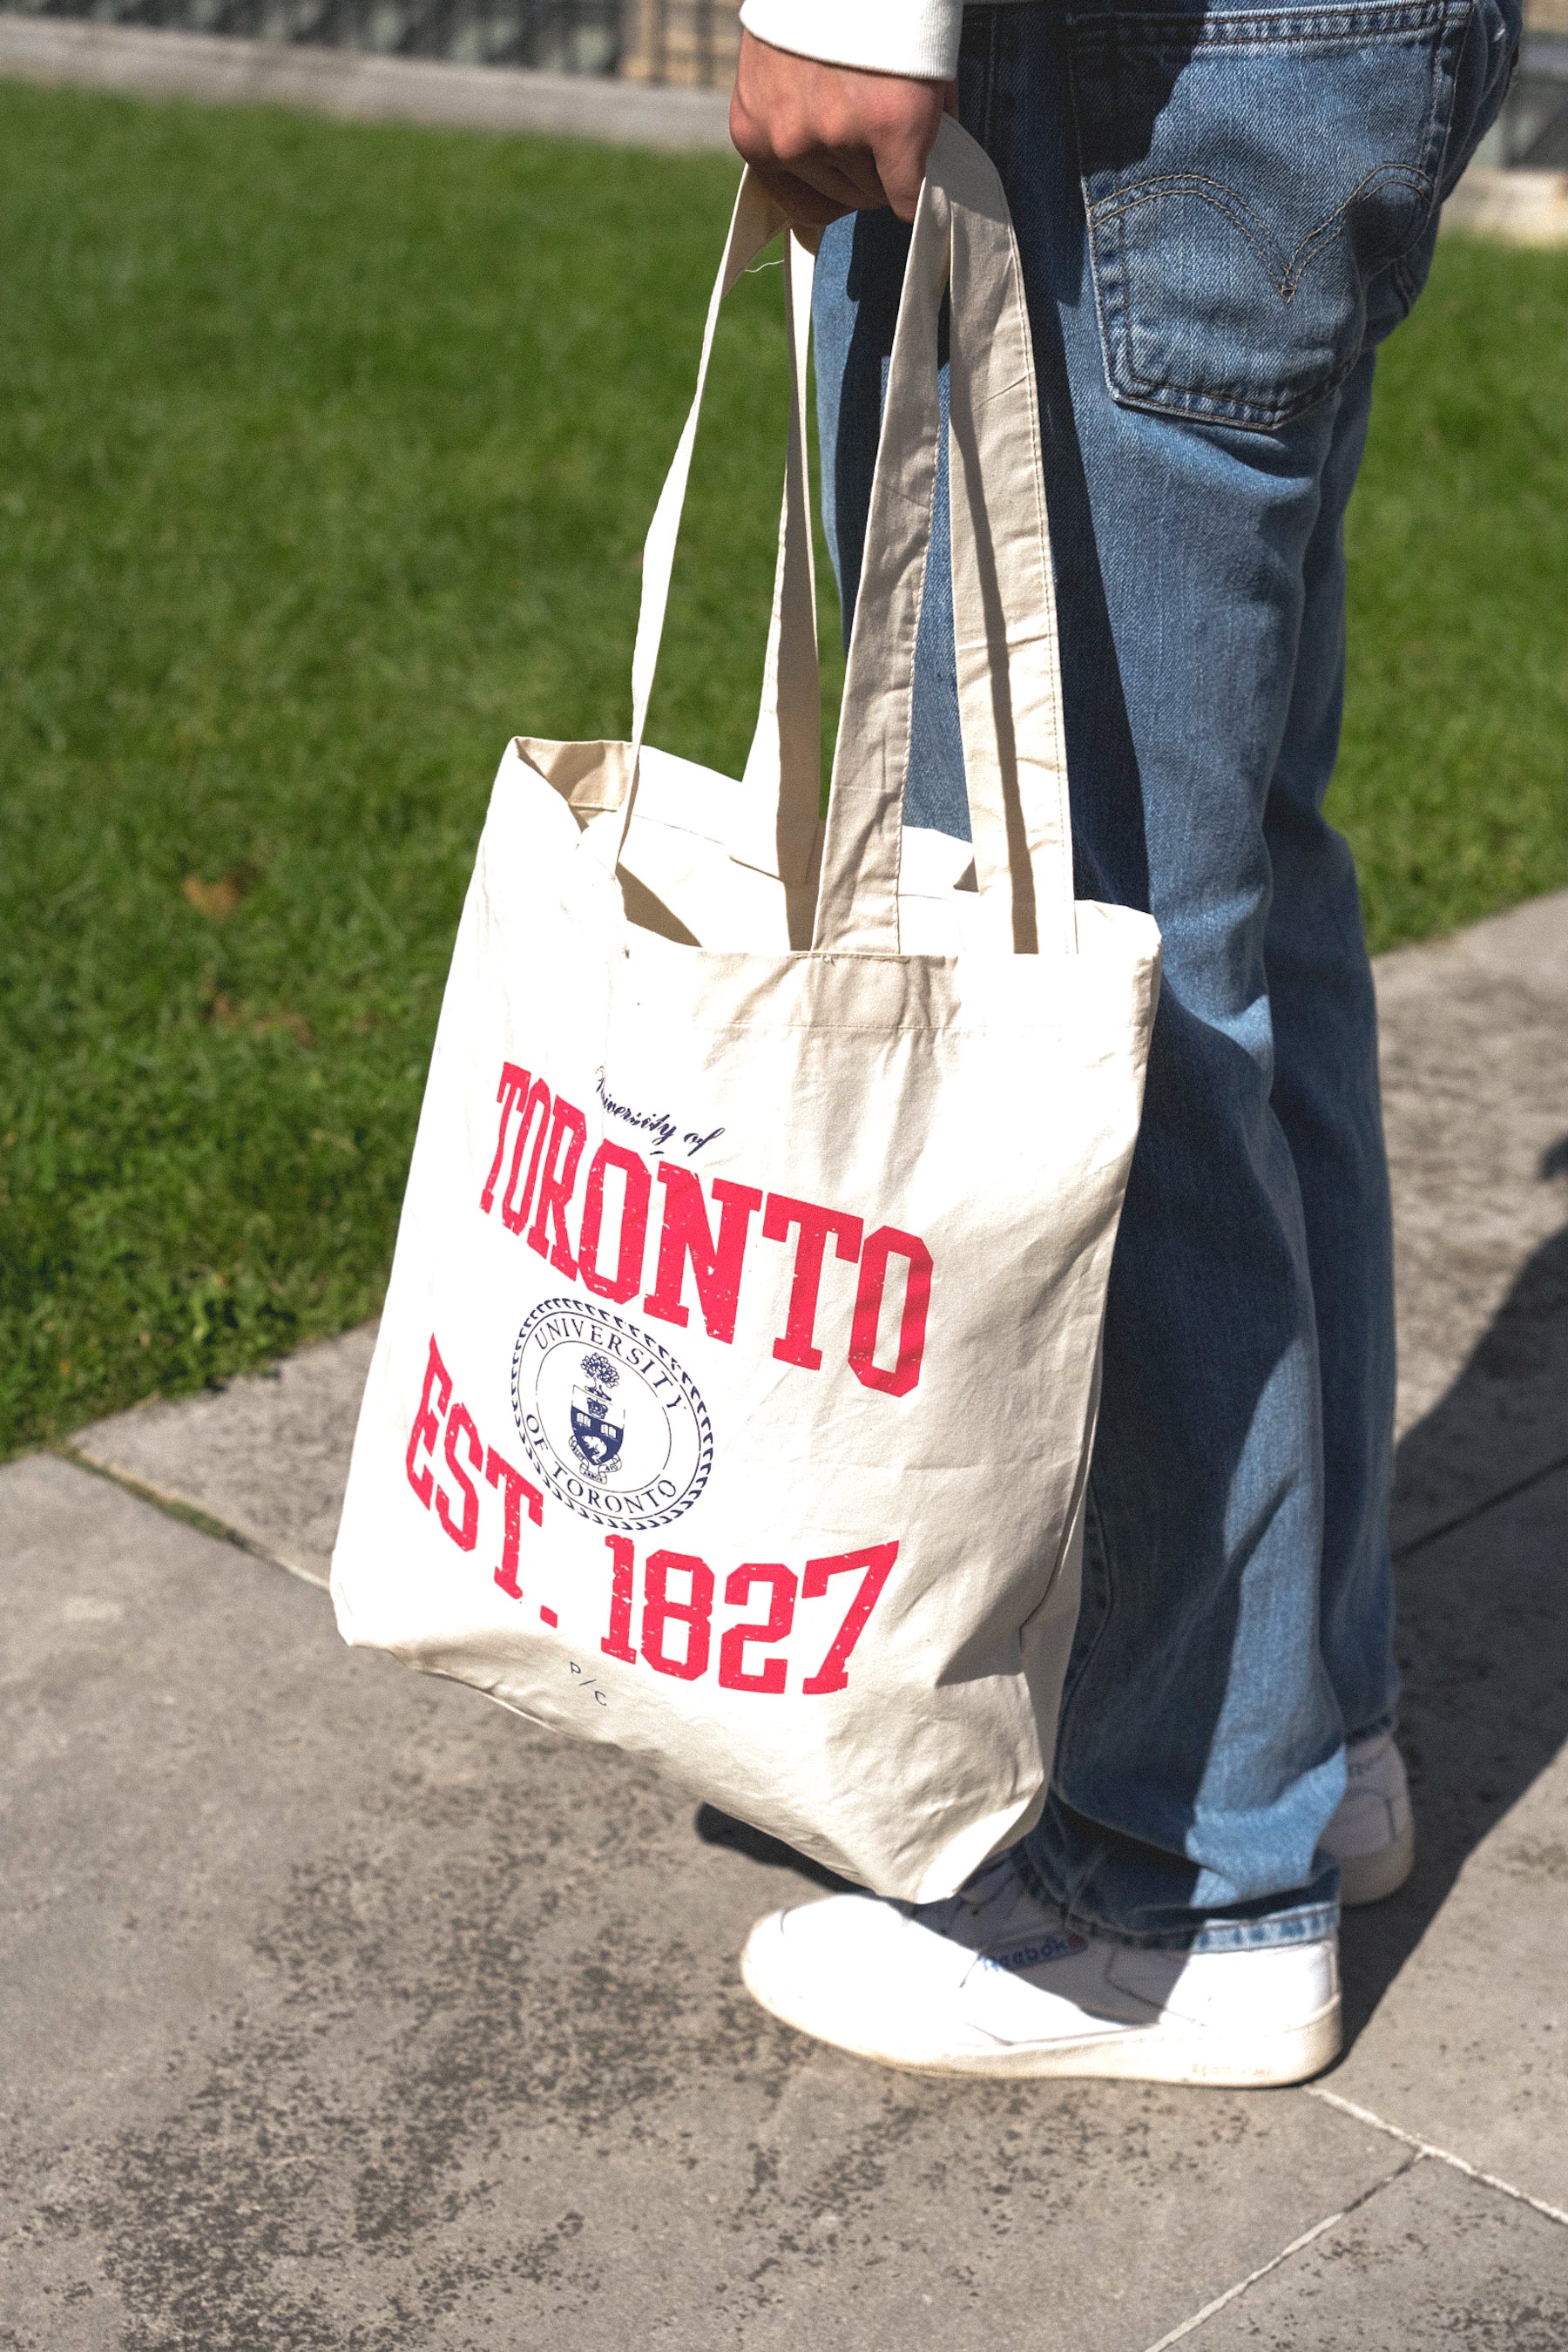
[3,894,1565,2349]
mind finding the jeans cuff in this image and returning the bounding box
[1016,1841,1341,1955]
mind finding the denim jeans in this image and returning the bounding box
[813,0,1519,1950]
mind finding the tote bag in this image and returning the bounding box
[331,120,1161,1903]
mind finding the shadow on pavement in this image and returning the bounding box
[1341,1214,1568,2045]
[696,1210,1568,2055]
[693,1802,862,1892]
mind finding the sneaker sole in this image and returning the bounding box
[740,1954,1343,2089]
[1337,1816,1416,1907]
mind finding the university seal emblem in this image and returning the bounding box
[511,1298,713,1531]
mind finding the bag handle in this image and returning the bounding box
[812,118,1078,957]
[605,175,821,885]
[733,223,821,882]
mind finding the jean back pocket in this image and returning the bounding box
[1067,2,1475,432]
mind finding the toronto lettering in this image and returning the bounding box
[480,1062,932,1397]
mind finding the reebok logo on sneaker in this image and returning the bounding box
[983,1930,1088,1974]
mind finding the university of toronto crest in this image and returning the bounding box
[511,1300,713,1532]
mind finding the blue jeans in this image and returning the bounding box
[814,0,1518,1950]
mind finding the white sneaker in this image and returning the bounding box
[1321,1729,1415,1905]
[740,1852,1342,2086]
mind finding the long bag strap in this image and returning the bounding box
[734,222,821,882]
[607,175,821,885]
[813,118,1078,957]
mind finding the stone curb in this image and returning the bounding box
[0,11,735,147]
[1441,163,1568,246]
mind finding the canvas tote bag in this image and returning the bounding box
[331,119,1161,1903]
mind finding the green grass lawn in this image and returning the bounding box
[0,84,1562,1458]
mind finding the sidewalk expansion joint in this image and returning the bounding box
[53,1443,329,1593]
[1394,1446,1568,1562]
[1134,2152,1421,2352]
[1308,2085,1568,2227]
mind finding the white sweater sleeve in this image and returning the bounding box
[738,0,963,80]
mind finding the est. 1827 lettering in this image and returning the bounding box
[406,1334,897,1699]
[597,1531,896,1696]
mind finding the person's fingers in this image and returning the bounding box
[737,143,877,226]
[871,129,929,223]
[732,103,886,217]
[737,152,848,229]
[729,38,952,226]
[872,113,947,220]
[817,145,889,213]
[868,84,952,220]
[732,145,882,227]
[731,91,844,223]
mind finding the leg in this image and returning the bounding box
[1271,0,1522,1753]
[1260,347,1398,1754]
[810,0,1517,1952]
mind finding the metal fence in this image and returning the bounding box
[1491,35,1568,166]
[618,0,739,86]
[1,0,747,75]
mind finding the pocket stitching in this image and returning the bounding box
[1098,175,1417,423]
[1092,160,1433,306]
[1070,2,1466,427]
[1068,0,1464,52]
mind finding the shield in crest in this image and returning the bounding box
[571,1381,625,1469]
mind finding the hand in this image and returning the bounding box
[729,30,956,228]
